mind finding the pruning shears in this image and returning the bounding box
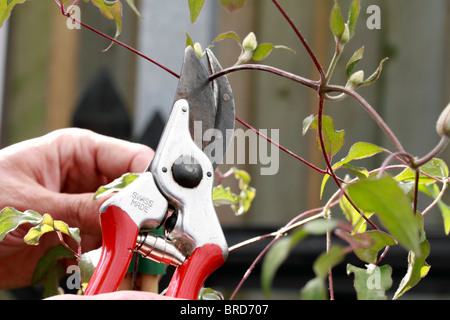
[84,47,235,299]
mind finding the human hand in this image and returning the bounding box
[0,128,153,289]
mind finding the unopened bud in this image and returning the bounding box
[346,70,365,90]
[436,102,450,137]
[243,32,257,52]
[339,24,350,45]
[193,42,204,58]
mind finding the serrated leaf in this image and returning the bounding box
[330,1,345,39]
[94,172,140,199]
[347,264,393,300]
[347,175,421,255]
[308,115,345,156]
[347,0,360,38]
[0,207,42,241]
[0,0,26,29]
[349,230,397,264]
[220,0,246,11]
[188,0,205,23]
[361,57,388,86]
[346,46,364,79]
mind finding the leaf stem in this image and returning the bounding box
[413,136,449,168]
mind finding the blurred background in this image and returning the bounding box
[0,0,449,299]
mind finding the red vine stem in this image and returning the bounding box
[271,0,325,82]
[55,0,181,79]
[235,115,327,175]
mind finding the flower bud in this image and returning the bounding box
[193,42,204,58]
[436,102,450,137]
[243,32,257,52]
[339,24,350,45]
[346,70,365,90]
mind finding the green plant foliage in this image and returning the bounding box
[24,213,80,245]
[321,142,386,198]
[0,207,42,241]
[303,114,345,157]
[261,219,336,298]
[220,0,246,12]
[213,167,256,215]
[348,230,397,264]
[0,0,25,29]
[188,0,205,23]
[347,175,421,255]
[394,214,430,299]
[31,245,75,297]
[94,172,140,199]
[347,264,393,300]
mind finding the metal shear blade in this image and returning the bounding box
[174,46,235,168]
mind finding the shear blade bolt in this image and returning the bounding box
[172,156,203,188]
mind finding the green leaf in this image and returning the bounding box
[261,237,296,298]
[212,185,240,206]
[321,142,386,198]
[339,195,373,234]
[124,0,142,18]
[300,277,328,300]
[346,46,364,79]
[188,0,205,23]
[347,264,393,300]
[394,214,430,299]
[213,31,241,46]
[361,57,388,86]
[0,207,42,241]
[94,172,140,199]
[0,0,26,29]
[252,43,295,61]
[31,245,75,286]
[79,248,102,286]
[90,0,123,50]
[313,245,346,280]
[347,175,421,255]
[220,0,246,11]
[421,183,450,235]
[349,230,397,264]
[213,168,256,215]
[261,219,334,298]
[329,1,345,39]
[198,287,224,300]
[307,115,345,157]
[24,213,81,245]
[395,158,449,183]
[347,0,360,38]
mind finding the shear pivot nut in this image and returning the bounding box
[172,156,203,188]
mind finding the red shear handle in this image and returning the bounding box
[165,244,225,299]
[84,206,139,295]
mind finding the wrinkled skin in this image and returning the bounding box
[0,128,154,298]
